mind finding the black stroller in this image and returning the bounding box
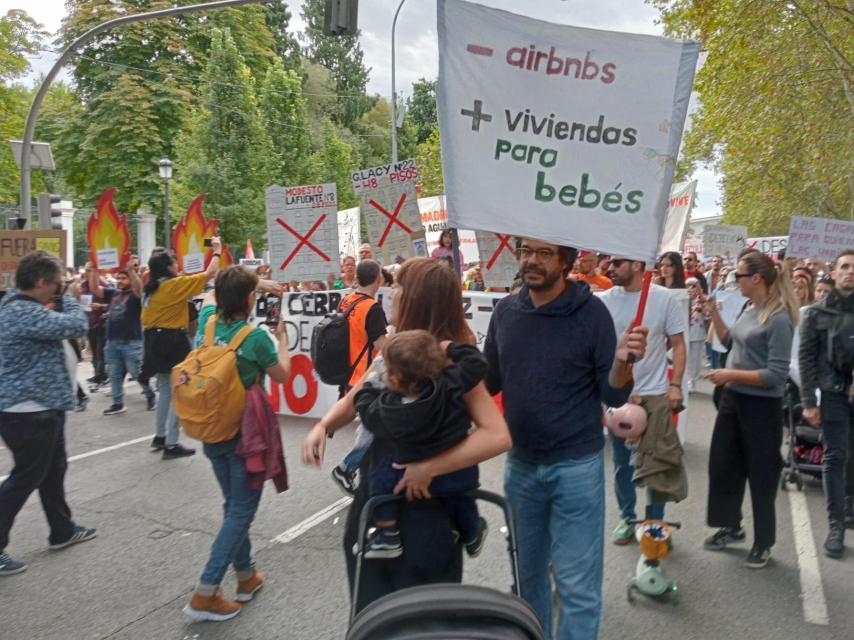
[781,379,823,491]
[346,490,544,640]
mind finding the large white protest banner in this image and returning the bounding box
[256,288,502,418]
[477,230,518,288]
[337,206,360,258]
[352,159,426,266]
[418,195,479,264]
[437,0,698,262]
[659,180,697,253]
[786,215,854,261]
[266,183,339,283]
[702,224,748,258]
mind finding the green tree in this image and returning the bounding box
[649,0,853,233]
[173,27,273,246]
[300,0,371,127]
[416,127,444,197]
[304,124,358,209]
[265,0,301,71]
[260,57,312,186]
[0,9,46,205]
[407,78,438,144]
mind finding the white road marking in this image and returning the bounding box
[788,489,829,626]
[271,496,353,545]
[0,435,151,482]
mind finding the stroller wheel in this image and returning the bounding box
[627,582,637,604]
[795,474,804,491]
[780,474,788,491]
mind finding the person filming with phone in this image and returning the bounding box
[598,256,688,545]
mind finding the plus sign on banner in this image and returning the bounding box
[437,0,699,262]
[352,159,426,265]
[265,183,339,283]
[476,230,518,288]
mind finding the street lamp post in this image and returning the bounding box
[158,157,173,247]
[390,0,408,164]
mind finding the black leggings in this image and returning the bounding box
[707,388,783,549]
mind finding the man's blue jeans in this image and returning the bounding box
[105,339,153,406]
[199,438,263,587]
[610,434,665,521]
[504,451,605,640]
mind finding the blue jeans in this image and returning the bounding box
[339,424,374,474]
[504,451,605,640]
[105,339,153,406]
[610,434,665,522]
[199,438,263,586]
[0,411,76,550]
[154,373,179,446]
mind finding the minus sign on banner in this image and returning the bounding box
[477,306,492,313]
[466,43,494,57]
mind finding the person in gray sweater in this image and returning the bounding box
[700,250,799,569]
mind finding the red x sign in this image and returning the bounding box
[369,194,412,247]
[486,233,515,270]
[276,214,331,269]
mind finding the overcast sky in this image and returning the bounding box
[1,0,721,218]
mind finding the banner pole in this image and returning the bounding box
[450,227,463,278]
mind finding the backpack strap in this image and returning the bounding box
[340,292,372,317]
[202,315,255,351]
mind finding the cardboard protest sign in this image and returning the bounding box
[476,230,518,288]
[437,0,698,262]
[786,215,854,261]
[261,287,503,418]
[746,235,788,257]
[87,188,131,271]
[711,288,748,353]
[240,258,264,268]
[659,180,697,253]
[172,195,233,273]
[702,224,748,259]
[418,195,479,264]
[0,230,67,290]
[266,183,339,283]
[352,159,425,265]
[337,206,360,258]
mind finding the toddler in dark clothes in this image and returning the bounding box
[354,330,489,559]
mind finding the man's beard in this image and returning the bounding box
[523,266,563,291]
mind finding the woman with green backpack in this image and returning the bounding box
[181,266,291,622]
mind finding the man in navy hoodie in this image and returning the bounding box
[484,237,647,640]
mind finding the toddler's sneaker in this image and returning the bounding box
[361,528,403,559]
[464,517,489,558]
[610,517,635,545]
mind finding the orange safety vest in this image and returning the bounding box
[340,292,380,386]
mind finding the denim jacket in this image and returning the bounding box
[0,292,88,411]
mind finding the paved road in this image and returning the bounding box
[1,369,851,639]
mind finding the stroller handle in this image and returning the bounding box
[351,489,522,625]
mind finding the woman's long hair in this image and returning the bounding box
[738,250,799,326]
[659,251,686,289]
[142,249,176,298]
[395,257,475,344]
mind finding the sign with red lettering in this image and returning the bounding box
[437,0,699,262]
[0,230,67,290]
[352,160,425,266]
[266,183,339,283]
[786,215,854,261]
[658,180,697,253]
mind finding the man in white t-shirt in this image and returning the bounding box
[598,257,688,544]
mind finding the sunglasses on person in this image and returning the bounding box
[733,272,754,280]
[609,259,631,268]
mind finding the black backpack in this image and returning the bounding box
[311,294,373,386]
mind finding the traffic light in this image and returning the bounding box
[323,0,358,36]
[37,193,63,230]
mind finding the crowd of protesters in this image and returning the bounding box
[0,231,851,640]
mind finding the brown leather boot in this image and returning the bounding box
[183,588,241,622]
[236,569,265,603]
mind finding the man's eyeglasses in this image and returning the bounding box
[519,246,557,261]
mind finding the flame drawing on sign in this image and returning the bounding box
[87,187,131,270]
[171,195,233,271]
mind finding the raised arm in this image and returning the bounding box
[127,256,142,298]
[203,237,222,281]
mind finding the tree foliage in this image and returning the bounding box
[649,0,854,234]
[173,28,273,246]
[407,78,438,144]
[416,127,444,197]
[265,0,302,71]
[300,0,372,127]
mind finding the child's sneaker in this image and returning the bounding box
[331,466,357,495]
[236,569,265,602]
[464,517,489,558]
[363,528,403,559]
[183,589,241,622]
